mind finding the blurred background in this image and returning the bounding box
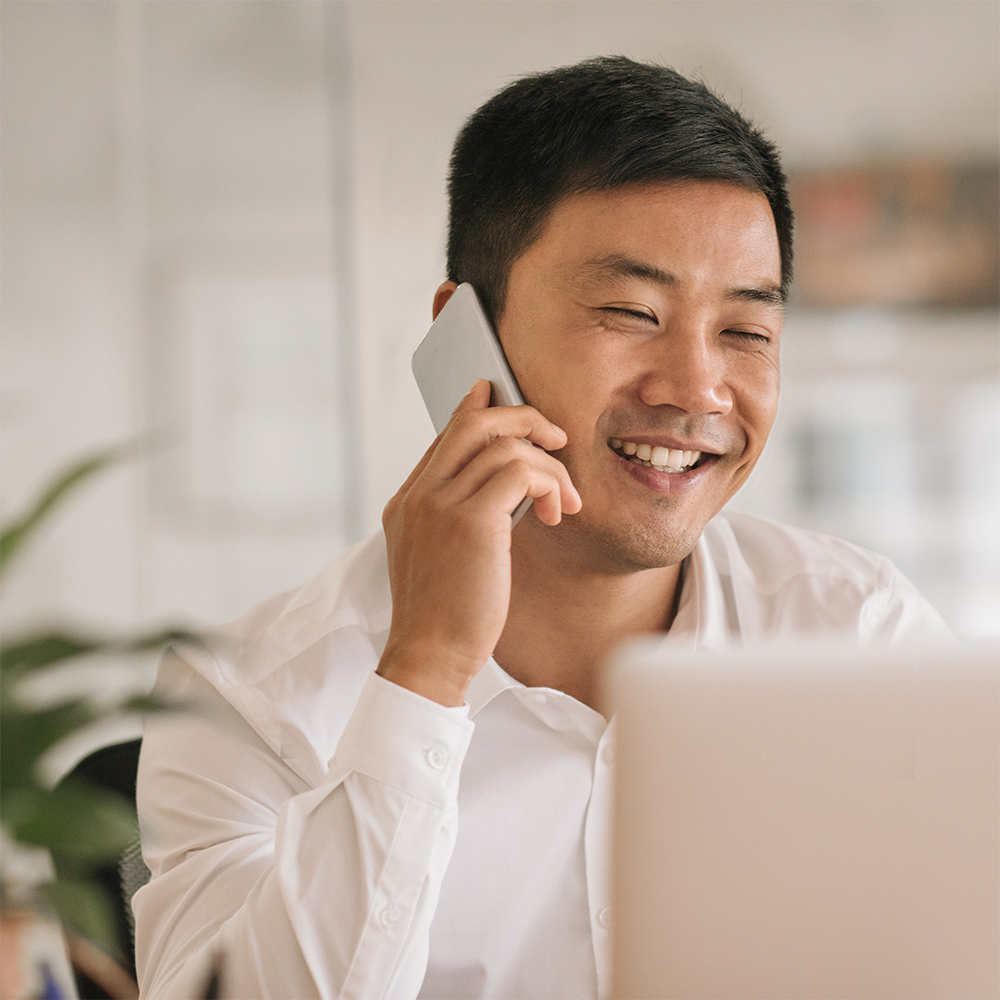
[2,1,998,763]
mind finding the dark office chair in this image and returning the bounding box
[65,739,223,1000]
[64,739,149,998]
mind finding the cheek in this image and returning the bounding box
[499,312,568,402]
[737,366,780,448]
[511,334,615,422]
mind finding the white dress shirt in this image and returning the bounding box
[133,512,949,1000]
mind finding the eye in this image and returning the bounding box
[601,306,657,324]
[723,329,771,345]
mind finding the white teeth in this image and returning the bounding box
[613,439,703,471]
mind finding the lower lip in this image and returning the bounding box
[611,447,719,495]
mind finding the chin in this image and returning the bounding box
[552,509,705,574]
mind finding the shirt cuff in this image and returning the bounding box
[328,671,474,807]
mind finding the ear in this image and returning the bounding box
[432,281,459,320]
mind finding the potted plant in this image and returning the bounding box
[1,447,189,999]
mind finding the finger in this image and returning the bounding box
[465,460,572,527]
[429,405,570,481]
[444,436,581,513]
[453,378,492,413]
[393,428,444,502]
[394,382,490,503]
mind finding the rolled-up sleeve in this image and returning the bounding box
[134,652,474,999]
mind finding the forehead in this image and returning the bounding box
[525,179,782,293]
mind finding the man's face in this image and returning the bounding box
[497,179,784,572]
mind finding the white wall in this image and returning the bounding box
[2,1,998,660]
[2,1,348,636]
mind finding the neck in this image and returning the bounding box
[493,516,682,713]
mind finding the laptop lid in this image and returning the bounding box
[609,639,999,999]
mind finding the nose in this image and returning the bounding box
[634,321,733,416]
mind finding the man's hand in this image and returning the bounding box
[377,379,582,706]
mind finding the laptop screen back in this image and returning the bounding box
[609,640,999,1000]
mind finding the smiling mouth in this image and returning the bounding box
[608,438,708,473]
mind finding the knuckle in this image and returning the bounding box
[396,489,429,525]
[490,436,523,460]
[541,451,570,477]
[382,493,400,524]
[421,489,450,517]
[449,409,482,434]
[393,492,411,517]
[506,457,535,481]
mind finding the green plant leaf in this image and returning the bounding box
[0,439,188,962]
[3,780,137,862]
[0,626,195,679]
[0,700,99,792]
[118,692,180,714]
[39,875,122,957]
[0,633,101,674]
[0,448,126,577]
[0,691,181,794]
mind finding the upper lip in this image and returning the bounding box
[608,435,722,455]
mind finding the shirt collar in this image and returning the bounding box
[457,521,736,718]
[465,656,519,718]
[665,528,732,654]
[465,656,608,744]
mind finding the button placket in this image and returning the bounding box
[586,714,617,996]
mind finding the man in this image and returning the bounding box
[134,57,948,999]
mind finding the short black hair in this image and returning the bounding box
[446,56,793,324]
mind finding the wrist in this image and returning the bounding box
[376,642,477,708]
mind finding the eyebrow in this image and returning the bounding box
[729,284,786,307]
[577,253,786,306]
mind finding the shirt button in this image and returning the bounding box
[380,906,401,928]
[426,746,449,769]
[602,743,616,766]
[597,906,613,930]
[530,692,547,705]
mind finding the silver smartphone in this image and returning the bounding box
[411,283,532,524]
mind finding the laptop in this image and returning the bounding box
[608,639,999,999]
